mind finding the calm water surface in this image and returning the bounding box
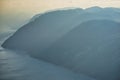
[0,40,94,80]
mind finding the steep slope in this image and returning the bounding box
[2,7,120,51]
[37,20,120,80]
[2,9,83,51]
[2,19,120,80]
[2,7,120,80]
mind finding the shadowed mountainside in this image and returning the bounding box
[2,7,120,80]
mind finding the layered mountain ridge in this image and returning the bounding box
[2,7,120,80]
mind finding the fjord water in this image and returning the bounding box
[0,33,95,80]
[0,45,95,80]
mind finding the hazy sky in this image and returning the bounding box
[0,0,120,33]
[1,0,120,15]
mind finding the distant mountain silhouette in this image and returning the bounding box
[2,7,120,80]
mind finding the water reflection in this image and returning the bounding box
[0,49,95,80]
[0,26,95,80]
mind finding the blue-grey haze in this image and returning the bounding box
[1,7,120,80]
